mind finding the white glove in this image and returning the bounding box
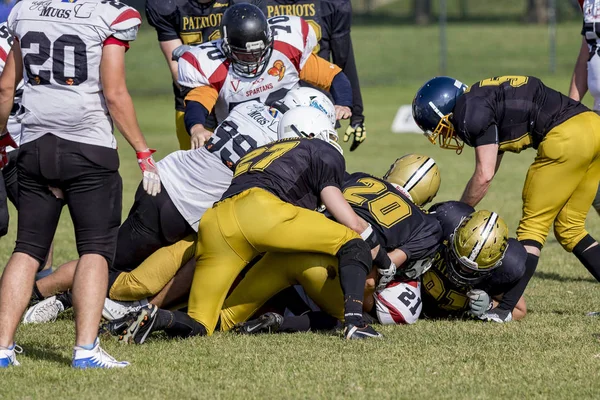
[377,262,396,291]
[398,257,433,280]
[136,149,161,197]
[467,289,492,317]
[172,45,191,61]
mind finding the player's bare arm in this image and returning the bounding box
[0,42,21,133]
[159,38,183,84]
[460,143,499,207]
[101,44,161,196]
[569,37,589,101]
[320,185,369,235]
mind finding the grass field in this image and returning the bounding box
[2,21,600,399]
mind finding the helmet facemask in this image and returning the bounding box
[425,114,464,155]
[222,27,273,78]
[445,240,499,286]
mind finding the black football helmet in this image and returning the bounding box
[220,4,273,78]
[412,76,468,154]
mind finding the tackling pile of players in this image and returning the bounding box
[0,0,596,370]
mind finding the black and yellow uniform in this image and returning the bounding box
[189,138,363,334]
[219,173,442,330]
[145,0,263,149]
[451,76,600,252]
[421,202,526,319]
[265,0,364,126]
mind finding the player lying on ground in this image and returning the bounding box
[178,4,354,149]
[413,75,600,322]
[103,153,443,342]
[23,87,341,323]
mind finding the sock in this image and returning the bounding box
[77,338,98,351]
[31,283,44,303]
[57,291,73,309]
[573,235,600,281]
[497,251,539,311]
[157,310,207,338]
[339,264,367,326]
[279,312,340,333]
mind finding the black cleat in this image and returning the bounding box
[233,312,284,334]
[99,313,137,337]
[118,304,159,344]
[343,323,383,340]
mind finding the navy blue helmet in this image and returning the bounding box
[412,76,468,154]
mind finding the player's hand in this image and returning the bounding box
[190,125,213,150]
[0,132,17,169]
[376,261,397,291]
[172,45,192,61]
[397,257,433,281]
[467,289,492,317]
[136,148,161,197]
[334,105,352,120]
[343,122,366,152]
[478,307,513,323]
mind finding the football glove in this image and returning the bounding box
[0,132,17,169]
[172,45,191,61]
[136,148,161,197]
[467,289,492,317]
[376,261,397,291]
[343,122,366,151]
[478,307,512,323]
[396,257,433,281]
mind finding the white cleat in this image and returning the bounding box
[72,338,129,369]
[22,296,65,324]
[0,344,22,368]
[102,298,148,321]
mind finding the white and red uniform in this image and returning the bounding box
[374,280,422,325]
[178,15,317,123]
[7,0,142,148]
[0,21,23,152]
[580,0,600,110]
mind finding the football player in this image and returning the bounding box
[412,75,600,321]
[118,106,395,343]
[145,0,264,150]
[264,0,367,151]
[0,0,160,368]
[178,4,354,149]
[569,0,600,215]
[22,87,336,323]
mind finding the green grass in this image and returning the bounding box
[2,22,600,399]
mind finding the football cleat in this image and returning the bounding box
[102,298,148,321]
[72,338,129,369]
[233,312,284,334]
[343,323,383,340]
[0,344,22,368]
[22,295,65,324]
[99,313,138,337]
[118,304,158,345]
[479,308,512,323]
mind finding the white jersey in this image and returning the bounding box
[8,0,142,148]
[0,22,23,152]
[178,15,317,124]
[158,100,281,231]
[581,0,600,109]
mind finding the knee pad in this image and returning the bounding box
[336,238,372,274]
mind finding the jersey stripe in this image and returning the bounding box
[209,61,230,93]
[273,41,301,70]
[300,17,309,48]
[180,52,207,79]
[376,293,407,324]
[0,46,7,63]
[111,9,142,27]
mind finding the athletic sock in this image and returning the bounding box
[31,283,44,304]
[497,251,539,312]
[279,312,339,333]
[573,235,600,281]
[156,309,207,338]
[339,264,367,326]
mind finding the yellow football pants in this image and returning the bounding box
[517,111,600,251]
[188,188,360,335]
[176,111,191,150]
[109,235,196,301]
[220,252,344,331]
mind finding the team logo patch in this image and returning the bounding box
[62,0,77,2]
[267,60,285,81]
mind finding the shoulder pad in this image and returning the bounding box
[428,201,474,239]
[178,42,229,90]
[6,1,23,36]
[97,2,142,41]
[145,0,179,16]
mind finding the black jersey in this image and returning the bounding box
[421,201,527,319]
[342,172,442,261]
[222,138,345,210]
[264,0,364,124]
[146,0,264,111]
[450,76,588,153]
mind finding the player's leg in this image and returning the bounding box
[0,140,62,360]
[175,111,191,150]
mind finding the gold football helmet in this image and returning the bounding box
[383,154,441,207]
[447,210,508,286]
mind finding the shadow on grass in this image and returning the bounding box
[19,342,71,365]
[535,271,597,284]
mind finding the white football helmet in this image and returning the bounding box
[277,107,343,154]
[278,87,336,126]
